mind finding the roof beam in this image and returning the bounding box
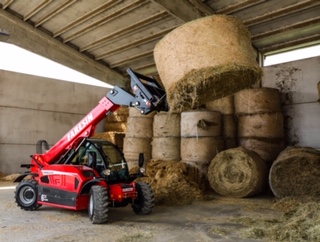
[0,8,126,87]
[151,0,206,22]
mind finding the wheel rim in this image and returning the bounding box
[19,186,36,205]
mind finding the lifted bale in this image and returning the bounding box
[154,15,261,112]
[269,147,320,198]
[208,147,268,198]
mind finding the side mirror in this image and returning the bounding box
[87,151,97,169]
[138,153,144,168]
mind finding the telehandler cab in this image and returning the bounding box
[13,68,167,224]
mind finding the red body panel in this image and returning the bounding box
[31,97,120,172]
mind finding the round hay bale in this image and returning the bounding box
[234,88,281,115]
[152,137,180,160]
[238,112,284,138]
[205,95,234,114]
[208,147,268,198]
[126,116,153,138]
[153,112,180,137]
[129,107,156,117]
[239,137,286,163]
[181,110,222,137]
[222,114,237,138]
[123,137,152,170]
[181,137,224,163]
[269,147,320,198]
[154,15,262,112]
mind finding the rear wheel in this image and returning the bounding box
[132,182,154,215]
[15,179,41,211]
[88,185,109,224]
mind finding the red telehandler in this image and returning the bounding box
[13,68,168,224]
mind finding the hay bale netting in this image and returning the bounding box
[269,147,320,198]
[181,110,222,137]
[154,15,262,111]
[234,88,282,115]
[139,160,205,206]
[208,147,268,198]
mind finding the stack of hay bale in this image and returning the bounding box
[152,112,180,161]
[206,95,237,149]
[123,107,154,170]
[235,88,286,164]
[180,110,224,178]
[94,106,128,149]
[139,14,264,203]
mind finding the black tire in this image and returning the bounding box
[132,182,154,215]
[15,179,41,211]
[88,185,109,224]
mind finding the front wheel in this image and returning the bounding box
[132,182,154,215]
[15,179,41,211]
[88,185,109,224]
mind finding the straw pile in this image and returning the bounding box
[208,147,268,198]
[269,146,320,198]
[154,15,262,112]
[137,160,205,206]
[243,197,320,241]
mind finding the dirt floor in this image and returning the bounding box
[0,179,285,242]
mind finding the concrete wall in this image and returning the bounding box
[262,56,320,149]
[0,70,110,174]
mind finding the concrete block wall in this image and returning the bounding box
[262,56,320,149]
[0,70,110,174]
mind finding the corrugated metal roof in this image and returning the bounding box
[1,0,319,82]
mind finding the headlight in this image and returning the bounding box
[102,169,111,176]
[139,167,145,174]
